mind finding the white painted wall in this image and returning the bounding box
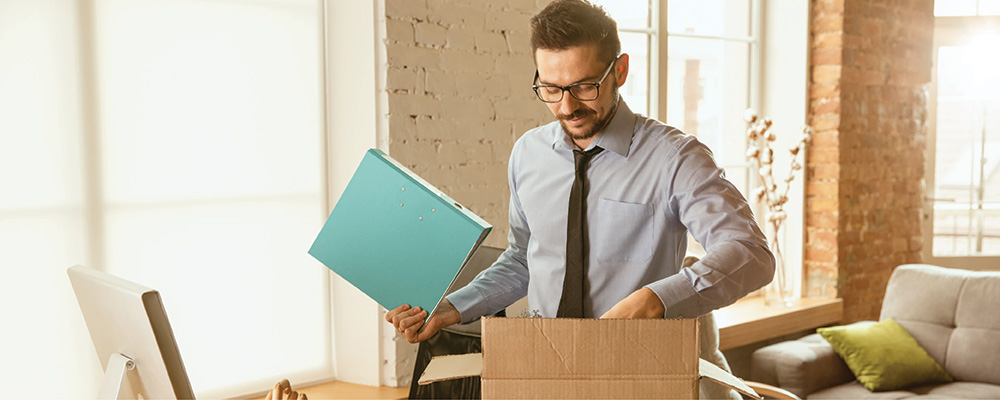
[324,0,385,387]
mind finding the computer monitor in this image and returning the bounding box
[68,265,195,399]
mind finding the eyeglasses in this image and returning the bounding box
[532,59,616,103]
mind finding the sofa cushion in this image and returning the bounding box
[809,381,924,399]
[750,332,856,399]
[880,265,965,364]
[925,382,1000,399]
[881,264,1000,386]
[809,381,1000,399]
[818,318,952,391]
[949,274,1000,384]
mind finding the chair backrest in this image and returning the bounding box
[686,255,741,400]
[880,264,1000,385]
[699,311,741,400]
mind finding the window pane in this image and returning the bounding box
[0,1,84,210]
[104,201,327,395]
[592,0,652,116]
[594,0,649,30]
[96,0,322,204]
[932,45,1000,256]
[978,0,1000,15]
[0,214,98,397]
[0,1,98,397]
[666,37,751,195]
[92,0,328,396]
[619,32,649,116]
[668,0,751,38]
[935,0,977,16]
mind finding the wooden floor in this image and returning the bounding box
[253,381,409,400]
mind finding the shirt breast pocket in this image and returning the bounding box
[592,198,655,263]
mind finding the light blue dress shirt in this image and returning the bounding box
[446,101,775,321]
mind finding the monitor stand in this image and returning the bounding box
[99,353,135,399]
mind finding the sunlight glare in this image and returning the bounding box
[967,29,1000,98]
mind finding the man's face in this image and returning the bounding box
[534,45,625,143]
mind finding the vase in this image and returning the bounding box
[764,239,799,307]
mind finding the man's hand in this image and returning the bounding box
[600,287,665,319]
[385,299,461,343]
[265,379,306,400]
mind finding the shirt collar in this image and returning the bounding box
[551,99,636,158]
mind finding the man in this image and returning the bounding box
[387,0,774,343]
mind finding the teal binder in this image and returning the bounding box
[309,149,492,320]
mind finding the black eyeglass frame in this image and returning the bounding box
[532,58,617,103]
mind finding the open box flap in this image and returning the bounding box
[418,353,483,385]
[419,353,761,400]
[699,358,761,400]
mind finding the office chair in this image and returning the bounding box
[408,246,505,399]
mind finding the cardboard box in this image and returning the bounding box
[420,317,760,399]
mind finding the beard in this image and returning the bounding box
[557,93,619,142]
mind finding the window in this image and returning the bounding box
[593,1,811,298]
[593,0,756,197]
[926,3,1000,267]
[664,0,755,195]
[935,0,1000,16]
[594,0,656,117]
[0,0,329,397]
[593,0,758,254]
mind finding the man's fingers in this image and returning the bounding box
[402,315,426,341]
[300,393,308,400]
[265,389,272,400]
[598,288,664,319]
[391,305,420,328]
[388,304,445,343]
[385,304,410,323]
[402,308,427,329]
[287,389,299,400]
[394,307,426,331]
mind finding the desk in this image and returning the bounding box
[266,297,841,399]
[715,296,843,350]
[255,381,409,400]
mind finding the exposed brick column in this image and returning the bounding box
[806,0,844,302]
[806,0,934,322]
[383,0,553,248]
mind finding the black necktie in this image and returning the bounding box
[557,146,604,318]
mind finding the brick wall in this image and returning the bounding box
[383,0,553,248]
[806,0,934,322]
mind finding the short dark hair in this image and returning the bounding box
[530,0,621,63]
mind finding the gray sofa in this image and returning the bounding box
[751,264,1000,399]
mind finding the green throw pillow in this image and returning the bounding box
[818,318,952,392]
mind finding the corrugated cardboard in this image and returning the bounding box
[420,317,761,399]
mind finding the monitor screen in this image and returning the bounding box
[68,265,195,399]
